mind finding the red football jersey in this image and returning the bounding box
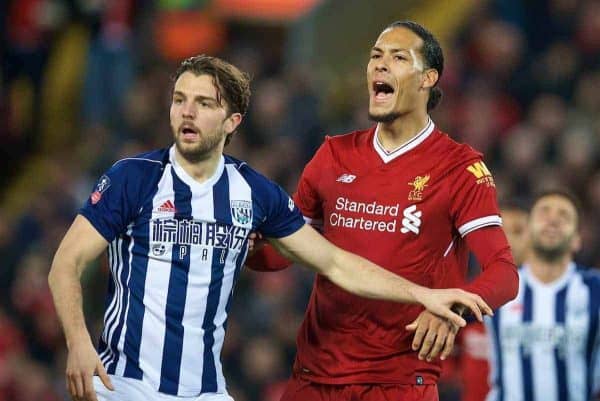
[456,322,491,401]
[292,121,501,385]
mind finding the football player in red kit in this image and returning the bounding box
[246,21,519,401]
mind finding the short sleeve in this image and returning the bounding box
[294,138,331,225]
[257,182,305,239]
[79,161,142,242]
[448,159,502,237]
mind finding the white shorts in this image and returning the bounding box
[93,375,234,401]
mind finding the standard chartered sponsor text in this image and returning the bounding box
[330,197,400,233]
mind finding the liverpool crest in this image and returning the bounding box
[408,175,430,201]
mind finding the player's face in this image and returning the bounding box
[170,72,232,161]
[528,195,579,261]
[501,208,529,265]
[367,27,431,122]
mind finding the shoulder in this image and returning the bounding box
[223,154,282,195]
[428,130,493,183]
[223,155,295,215]
[323,128,372,151]
[576,265,600,287]
[109,148,168,178]
[307,128,373,167]
[224,155,268,184]
[434,129,483,166]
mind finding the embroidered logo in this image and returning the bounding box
[231,200,253,225]
[156,200,177,213]
[400,205,422,235]
[90,175,111,205]
[408,175,430,201]
[336,173,356,183]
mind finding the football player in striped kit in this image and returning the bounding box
[48,55,492,401]
[486,189,600,401]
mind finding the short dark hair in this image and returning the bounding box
[531,188,582,227]
[173,55,251,145]
[385,21,444,111]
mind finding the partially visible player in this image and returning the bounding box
[48,55,491,401]
[486,189,600,401]
[247,21,519,401]
[455,201,529,401]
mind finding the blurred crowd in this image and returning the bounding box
[2,0,600,400]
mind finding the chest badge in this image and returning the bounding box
[231,200,253,225]
[408,174,430,201]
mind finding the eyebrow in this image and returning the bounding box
[371,46,411,54]
[172,91,219,103]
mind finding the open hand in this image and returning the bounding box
[66,338,113,401]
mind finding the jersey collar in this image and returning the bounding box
[169,145,225,192]
[373,118,435,164]
[521,261,576,291]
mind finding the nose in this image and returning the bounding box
[182,101,196,119]
[374,56,389,73]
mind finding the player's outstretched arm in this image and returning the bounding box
[48,215,114,401]
[269,224,492,327]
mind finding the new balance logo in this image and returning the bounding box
[400,205,422,235]
[336,173,356,183]
[156,200,177,213]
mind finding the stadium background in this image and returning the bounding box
[2,0,600,400]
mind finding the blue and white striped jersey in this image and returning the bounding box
[486,263,600,401]
[80,146,304,397]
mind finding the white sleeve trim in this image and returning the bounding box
[458,215,502,237]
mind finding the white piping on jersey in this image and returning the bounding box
[457,215,502,237]
[443,238,455,258]
[233,161,248,170]
[113,157,164,166]
[373,117,434,164]
[169,145,225,191]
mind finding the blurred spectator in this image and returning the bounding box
[80,0,136,130]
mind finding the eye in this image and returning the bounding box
[370,53,381,59]
[394,55,407,61]
[173,97,183,104]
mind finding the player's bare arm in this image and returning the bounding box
[48,215,115,401]
[269,224,492,327]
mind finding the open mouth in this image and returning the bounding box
[372,81,395,101]
[180,124,199,140]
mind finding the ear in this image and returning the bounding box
[421,68,439,90]
[223,113,243,135]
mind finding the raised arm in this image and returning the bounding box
[269,224,492,327]
[48,215,114,401]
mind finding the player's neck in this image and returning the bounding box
[376,111,430,152]
[527,253,572,284]
[174,147,223,183]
